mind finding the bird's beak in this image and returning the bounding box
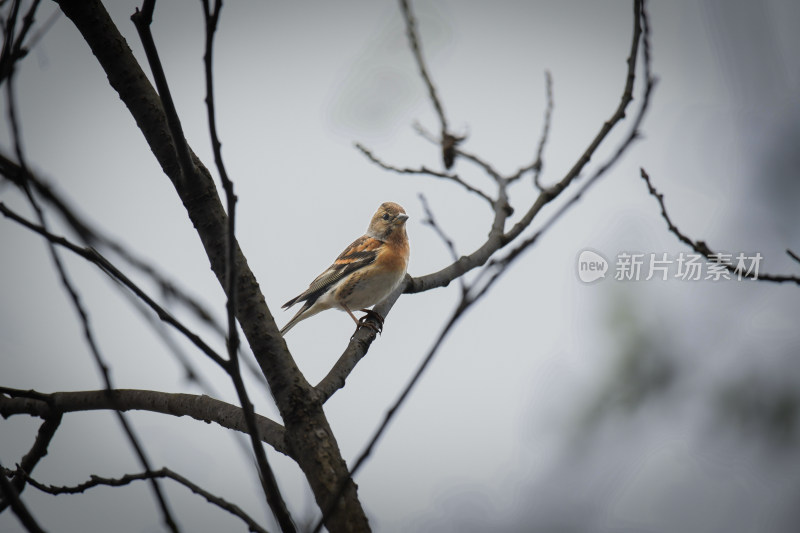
[397,213,409,223]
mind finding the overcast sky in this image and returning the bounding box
[2,1,800,532]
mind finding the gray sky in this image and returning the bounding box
[2,1,800,531]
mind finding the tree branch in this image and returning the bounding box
[0,415,61,513]
[0,388,289,455]
[313,2,654,525]
[11,467,270,533]
[0,152,269,388]
[312,298,464,532]
[316,0,651,449]
[640,168,800,285]
[508,70,553,187]
[398,0,464,169]
[0,458,45,533]
[53,1,368,527]
[0,0,41,85]
[4,26,178,529]
[0,202,228,368]
[404,0,647,296]
[131,0,195,184]
[355,143,493,206]
[314,282,405,403]
[200,2,295,529]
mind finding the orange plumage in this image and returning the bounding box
[280,202,410,335]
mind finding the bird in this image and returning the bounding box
[280,202,410,336]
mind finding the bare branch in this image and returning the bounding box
[398,0,451,143]
[0,415,61,513]
[411,121,497,180]
[355,143,494,206]
[131,0,195,183]
[0,152,269,388]
[455,147,505,183]
[200,4,295,529]
[314,281,405,403]
[0,202,228,367]
[418,193,466,295]
[16,467,269,533]
[640,168,800,285]
[56,1,368,527]
[509,70,554,187]
[0,457,46,533]
[4,33,178,529]
[410,124,511,228]
[472,1,655,303]
[405,0,648,297]
[418,194,460,265]
[398,0,465,168]
[503,0,646,249]
[0,0,43,85]
[313,298,465,532]
[123,293,218,389]
[0,388,288,455]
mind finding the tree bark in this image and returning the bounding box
[55,1,369,530]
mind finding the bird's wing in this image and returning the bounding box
[282,235,381,309]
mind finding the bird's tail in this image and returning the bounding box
[280,301,315,336]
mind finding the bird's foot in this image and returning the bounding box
[358,309,384,334]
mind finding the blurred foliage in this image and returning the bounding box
[716,376,800,449]
[578,291,678,432]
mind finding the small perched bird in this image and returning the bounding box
[280,202,410,336]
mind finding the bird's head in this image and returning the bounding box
[368,202,409,240]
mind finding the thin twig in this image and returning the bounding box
[455,146,504,183]
[472,0,656,303]
[509,70,553,187]
[17,5,60,57]
[399,0,448,136]
[16,467,269,533]
[122,291,214,388]
[0,415,61,513]
[411,121,499,181]
[501,0,646,249]
[0,152,270,388]
[131,0,195,183]
[398,0,464,168]
[406,0,646,295]
[0,202,227,367]
[418,193,465,295]
[0,0,42,85]
[356,142,494,206]
[4,53,179,531]
[413,121,513,233]
[0,458,46,533]
[640,168,800,285]
[200,2,295,530]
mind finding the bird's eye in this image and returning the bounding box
[382,213,390,221]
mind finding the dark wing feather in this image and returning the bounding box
[282,236,380,309]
